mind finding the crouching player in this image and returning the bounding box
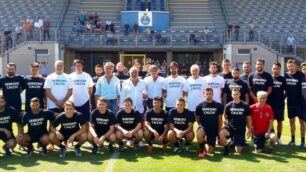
[18,98,54,156]
[88,97,117,154]
[49,101,87,158]
[250,91,276,153]
[0,96,23,155]
[219,88,252,156]
[168,98,195,154]
[116,97,143,150]
[195,88,223,157]
[144,97,168,153]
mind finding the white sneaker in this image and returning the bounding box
[138,141,145,147]
[126,140,133,147]
[276,139,282,145]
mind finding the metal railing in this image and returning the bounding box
[57,0,71,29]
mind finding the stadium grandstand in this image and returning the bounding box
[0,0,305,76]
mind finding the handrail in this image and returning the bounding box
[218,0,228,24]
[57,0,71,30]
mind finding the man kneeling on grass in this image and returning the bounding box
[88,97,116,154]
[116,97,143,150]
[18,98,54,156]
[0,96,23,155]
[168,98,195,154]
[49,101,87,158]
[195,87,223,158]
[144,96,168,153]
[249,91,276,153]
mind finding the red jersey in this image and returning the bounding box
[250,104,274,135]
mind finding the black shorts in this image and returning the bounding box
[0,131,15,143]
[198,126,218,147]
[75,101,90,122]
[272,108,284,121]
[224,127,246,147]
[253,133,266,150]
[28,132,48,143]
[288,106,303,119]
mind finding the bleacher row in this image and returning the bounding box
[1,0,306,51]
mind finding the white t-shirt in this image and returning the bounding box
[120,79,147,113]
[44,73,73,109]
[69,72,94,106]
[144,76,164,99]
[183,77,207,111]
[203,74,225,103]
[162,75,186,108]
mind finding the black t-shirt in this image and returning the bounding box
[248,71,273,96]
[116,109,142,131]
[24,77,45,112]
[239,73,249,83]
[0,106,21,132]
[91,76,101,109]
[0,75,25,112]
[145,109,168,134]
[219,72,233,83]
[168,108,195,131]
[4,30,12,39]
[195,101,223,134]
[52,112,86,135]
[302,76,306,110]
[285,71,304,106]
[22,110,54,136]
[90,109,116,135]
[225,101,251,134]
[116,72,129,80]
[268,75,286,109]
[224,79,249,103]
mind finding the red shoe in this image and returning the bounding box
[198,150,206,158]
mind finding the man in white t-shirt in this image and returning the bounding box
[120,67,147,114]
[183,64,207,112]
[69,59,94,121]
[203,62,225,104]
[162,61,186,112]
[44,60,73,115]
[144,65,164,109]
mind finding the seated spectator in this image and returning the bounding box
[133,23,139,34]
[110,23,115,33]
[105,19,112,31]
[93,13,99,26]
[85,21,92,32]
[88,15,94,24]
[106,31,115,45]
[77,12,86,25]
[15,24,23,42]
[3,28,13,50]
[74,21,85,34]
[43,19,50,41]
[190,34,199,45]
[287,35,296,53]
[94,22,103,33]
[124,24,130,35]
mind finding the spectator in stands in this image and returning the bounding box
[38,17,44,29]
[249,21,255,41]
[155,32,162,45]
[105,19,112,32]
[23,21,32,40]
[106,31,115,45]
[94,22,103,33]
[85,21,92,33]
[234,23,240,41]
[27,17,34,27]
[3,28,13,50]
[77,12,86,25]
[287,35,296,53]
[133,23,139,34]
[124,24,130,36]
[203,26,210,40]
[43,19,50,41]
[110,23,115,33]
[227,23,233,40]
[34,19,41,40]
[93,13,99,26]
[15,24,23,43]
[74,21,85,34]
[190,34,199,45]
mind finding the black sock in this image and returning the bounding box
[301,137,305,143]
[75,144,81,149]
[59,144,65,149]
[27,144,34,150]
[291,135,295,142]
[174,142,179,147]
[185,142,190,147]
[277,133,282,139]
[148,142,153,146]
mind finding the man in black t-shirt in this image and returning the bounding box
[24,62,45,112]
[248,58,273,104]
[88,97,116,154]
[269,63,286,144]
[285,59,305,148]
[49,101,87,158]
[219,88,252,156]
[0,96,23,155]
[240,61,251,83]
[167,98,195,154]
[91,64,104,110]
[0,63,25,113]
[301,62,306,122]
[219,59,233,83]
[144,97,168,153]
[196,87,223,158]
[223,67,249,105]
[19,98,54,156]
[116,97,143,150]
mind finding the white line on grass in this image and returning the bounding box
[105,150,120,172]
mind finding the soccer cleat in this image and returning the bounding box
[173,147,181,154]
[42,146,48,157]
[162,144,167,152]
[59,147,67,158]
[2,145,11,155]
[198,150,206,158]
[300,142,305,149]
[126,140,133,147]
[276,139,282,145]
[138,141,145,147]
[26,148,34,157]
[74,147,82,157]
[92,146,98,154]
[223,145,230,156]
[147,145,154,153]
[19,145,27,152]
[288,140,295,146]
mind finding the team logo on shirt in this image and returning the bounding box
[96,118,109,125]
[253,78,267,85]
[29,118,44,126]
[201,108,217,115]
[0,116,10,124]
[173,117,186,125]
[4,82,19,89]
[62,122,77,129]
[229,108,245,115]
[151,117,164,125]
[122,117,135,124]
[286,78,298,85]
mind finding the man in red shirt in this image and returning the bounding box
[249,91,277,153]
